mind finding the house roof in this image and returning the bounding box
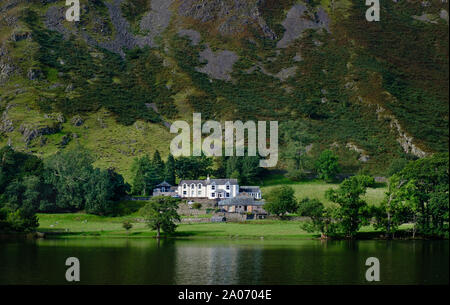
[156,181,172,187]
[208,179,238,185]
[179,178,238,186]
[218,195,265,206]
[240,186,261,192]
[179,180,207,186]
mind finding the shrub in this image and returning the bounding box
[192,203,202,210]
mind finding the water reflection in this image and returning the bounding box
[0,238,448,285]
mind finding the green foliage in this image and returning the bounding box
[121,0,150,28]
[130,155,159,196]
[326,175,371,238]
[280,120,316,173]
[344,0,449,152]
[371,174,415,238]
[140,196,181,237]
[315,150,340,181]
[298,198,337,237]
[192,202,202,210]
[0,207,38,233]
[175,156,213,180]
[122,220,133,231]
[264,185,298,218]
[390,153,449,237]
[152,150,165,182]
[284,169,309,182]
[164,154,176,185]
[387,158,410,177]
[22,10,170,125]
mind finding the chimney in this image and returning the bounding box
[207,174,210,182]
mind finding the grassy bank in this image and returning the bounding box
[37,213,414,240]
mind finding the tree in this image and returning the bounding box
[298,198,338,238]
[240,156,262,185]
[388,153,449,238]
[152,150,165,183]
[44,146,94,211]
[140,196,181,238]
[131,155,159,196]
[315,150,340,181]
[326,175,371,238]
[175,156,212,180]
[164,153,176,185]
[280,121,316,178]
[0,206,38,233]
[264,186,298,219]
[371,174,415,238]
[122,220,133,233]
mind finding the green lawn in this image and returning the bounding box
[261,178,387,207]
[38,213,316,239]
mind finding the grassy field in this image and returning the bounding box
[260,175,387,207]
[38,213,414,240]
[36,178,390,239]
[38,214,315,239]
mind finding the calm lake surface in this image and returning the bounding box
[1,238,448,285]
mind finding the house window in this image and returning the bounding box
[211,184,216,190]
[183,191,187,195]
[226,184,230,190]
[183,184,187,189]
[219,193,223,198]
[198,184,202,189]
[198,191,202,195]
[191,184,195,189]
[211,193,216,198]
[226,193,230,198]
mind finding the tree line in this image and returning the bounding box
[265,153,449,239]
[130,153,267,196]
[0,145,130,232]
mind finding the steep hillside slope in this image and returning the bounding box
[0,0,448,179]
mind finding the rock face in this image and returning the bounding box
[196,45,239,81]
[0,110,14,133]
[0,44,15,84]
[178,0,276,38]
[44,0,173,57]
[177,29,202,45]
[71,115,84,126]
[376,105,428,158]
[277,5,329,48]
[140,0,174,43]
[346,143,370,163]
[19,124,60,144]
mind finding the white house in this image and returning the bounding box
[178,176,240,200]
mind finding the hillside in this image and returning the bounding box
[1,0,448,180]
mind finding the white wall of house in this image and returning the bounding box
[178,181,239,199]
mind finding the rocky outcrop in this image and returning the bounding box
[277,4,330,48]
[196,45,238,81]
[71,115,84,126]
[139,0,174,45]
[178,0,276,39]
[19,124,61,144]
[44,113,65,123]
[0,44,16,84]
[346,143,370,163]
[376,105,428,158]
[177,29,202,45]
[0,110,14,133]
[27,68,42,81]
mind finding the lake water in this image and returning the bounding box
[0,238,448,285]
